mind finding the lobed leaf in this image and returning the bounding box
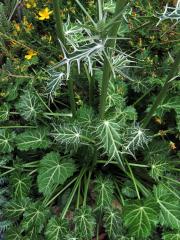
[37,152,76,196]
[22,201,49,233]
[16,128,50,151]
[0,129,15,153]
[45,217,68,240]
[123,198,159,239]
[103,207,122,239]
[74,206,96,239]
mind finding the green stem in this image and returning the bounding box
[99,0,128,119]
[84,64,94,106]
[52,0,76,117]
[83,170,92,206]
[142,52,180,128]
[45,177,77,207]
[97,0,104,21]
[52,0,65,44]
[61,167,86,218]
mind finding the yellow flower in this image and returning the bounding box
[23,17,34,32]
[38,7,53,21]
[25,49,37,60]
[25,0,36,8]
[14,22,21,32]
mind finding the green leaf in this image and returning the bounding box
[103,207,122,239]
[94,175,114,211]
[0,103,9,121]
[37,152,76,196]
[95,119,124,167]
[16,128,50,151]
[22,201,49,233]
[4,227,22,240]
[154,184,180,230]
[52,124,82,151]
[123,198,159,239]
[74,206,96,239]
[155,96,180,118]
[0,220,11,232]
[163,231,180,240]
[0,129,15,153]
[10,171,31,200]
[121,180,137,198]
[45,217,68,240]
[15,90,44,121]
[5,198,29,218]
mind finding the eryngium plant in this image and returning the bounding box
[0,0,180,240]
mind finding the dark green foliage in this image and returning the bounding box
[0,0,179,239]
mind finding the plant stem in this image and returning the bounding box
[52,0,76,117]
[84,64,94,106]
[99,0,128,119]
[52,0,65,45]
[142,52,180,128]
[83,170,92,206]
[45,177,77,207]
[61,167,86,218]
[97,0,104,21]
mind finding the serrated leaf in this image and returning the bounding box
[15,90,44,121]
[38,152,76,196]
[94,175,114,211]
[52,124,82,151]
[10,171,31,200]
[154,184,180,230]
[103,207,122,239]
[74,206,96,239]
[22,201,49,233]
[95,119,124,167]
[155,96,180,118]
[0,220,11,232]
[123,198,159,239]
[16,128,50,151]
[0,129,15,153]
[0,103,9,121]
[162,231,180,240]
[4,227,22,240]
[5,198,29,218]
[45,217,68,240]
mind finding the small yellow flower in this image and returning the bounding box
[25,0,36,8]
[38,7,53,21]
[14,22,21,32]
[25,49,37,60]
[169,141,176,150]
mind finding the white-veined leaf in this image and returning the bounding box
[5,198,29,218]
[15,90,44,121]
[16,128,50,151]
[94,175,114,211]
[22,201,49,233]
[0,129,15,153]
[74,206,96,239]
[95,119,124,167]
[10,172,31,200]
[4,227,22,240]
[37,152,76,196]
[0,103,9,121]
[45,217,68,240]
[123,198,159,239]
[103,207,122,239]
[163,231,180,240]
[154,184,180,230]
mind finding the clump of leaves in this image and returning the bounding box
[0,0,179,239]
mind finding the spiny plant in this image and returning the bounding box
[0,0,180,239]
